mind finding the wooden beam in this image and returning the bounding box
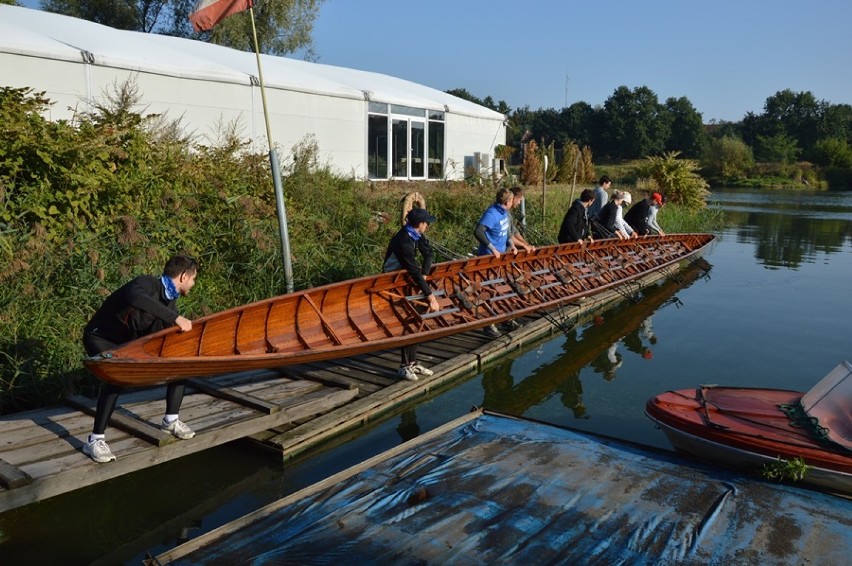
[65,395,172,447]
[186,379,280,414]
[0,458,33,489]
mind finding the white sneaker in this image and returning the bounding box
[396,366,418,381]
[411,364,434,376]
[83,438,116,463]
[162,419,195,439]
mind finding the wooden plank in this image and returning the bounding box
[0,458,33,489]
[65,395,172,447]
[186,378,280,414]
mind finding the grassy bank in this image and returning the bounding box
[0,87,722,414]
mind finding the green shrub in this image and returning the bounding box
[0,86,722,414]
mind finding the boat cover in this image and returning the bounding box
[159,412,852,565]
[801,361,852,451]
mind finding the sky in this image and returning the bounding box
[306,0,852,122]
[17,0,852,123]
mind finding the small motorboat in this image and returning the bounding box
[645,361,852,495]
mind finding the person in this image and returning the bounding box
[614,191,637,239]
[592,190,629,239]
[475,187,518,258]
[624,191,666,236]
[508,186,535,253]
[383,207,440,381]
[557,188,595,244]
[587,175,612,222]
[647,192,666,236]
[475,188,518,338]
[82,255,199,463]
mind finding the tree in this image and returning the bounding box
[704,136,754,183]
[663,96,706,158]
[754,133,800,164]
[600,86,669,160]
[559,102,597,149]
[41,0,324,56]
[445,88,511,114]
[810,138,852,168]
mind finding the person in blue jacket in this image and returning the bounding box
[474,187,518,258]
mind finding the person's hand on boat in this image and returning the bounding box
[175,315,192,332]
[427,294,440,312]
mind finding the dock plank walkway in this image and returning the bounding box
[0,264,691,513]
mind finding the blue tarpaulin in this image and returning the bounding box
[160,411,852,565]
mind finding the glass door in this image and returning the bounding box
[392,119,408,178]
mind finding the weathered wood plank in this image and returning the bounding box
[0,458,33,489]
[65,395,172,447]
[186,379,280,414]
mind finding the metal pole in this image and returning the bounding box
[250,6,294,293]
[541,137,547,228]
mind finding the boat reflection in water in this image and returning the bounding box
[481,260,709,418]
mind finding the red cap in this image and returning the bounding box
[652,193,663,205]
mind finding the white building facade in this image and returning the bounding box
[0,5,506,181]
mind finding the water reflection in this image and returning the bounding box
[714,189,852,268]
[480,264,708,418]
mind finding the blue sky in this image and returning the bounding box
[309,0,851,122]
[18,0,852,122]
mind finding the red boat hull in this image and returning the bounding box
[646,387,852,495]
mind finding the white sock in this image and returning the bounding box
[163,414,178,425]
[88,433,105,443]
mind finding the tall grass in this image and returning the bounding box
[0,87,724,414]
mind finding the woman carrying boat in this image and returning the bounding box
[383,208,440,382]
[592,190,631,240]
[81,255,199,463]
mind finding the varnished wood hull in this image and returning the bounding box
[84,234,714,386]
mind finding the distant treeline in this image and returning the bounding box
[447,87,852,187]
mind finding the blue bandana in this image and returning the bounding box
[161,275,179,300]
[405,224,422,241]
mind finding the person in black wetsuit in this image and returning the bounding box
[383,208,440,381]
[82,255,198,463]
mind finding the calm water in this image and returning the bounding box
[2,188,851,564]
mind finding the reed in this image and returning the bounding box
[0,87,723,413]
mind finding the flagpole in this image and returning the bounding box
[249,5,295,293]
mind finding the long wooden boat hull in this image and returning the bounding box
[85,233,714,386]
[645,385,852,495]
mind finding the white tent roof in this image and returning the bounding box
[0,5,504,120]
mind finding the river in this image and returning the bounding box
[1,188,851,564]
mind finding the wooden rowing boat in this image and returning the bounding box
[645,361,852,495]
[85,233,714,386]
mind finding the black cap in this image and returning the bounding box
[407,208,436,225]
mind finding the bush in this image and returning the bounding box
[0,86,722,414]
[634,151,710,209]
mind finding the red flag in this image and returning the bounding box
[190,0,253,32]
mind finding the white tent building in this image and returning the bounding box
[0,5,506,181]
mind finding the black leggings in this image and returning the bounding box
[84,332,186,435]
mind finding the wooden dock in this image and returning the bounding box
[0,262,701,514]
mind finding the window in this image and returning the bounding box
[368,104,444,180]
